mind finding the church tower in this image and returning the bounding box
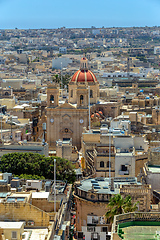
[47,84,59,108]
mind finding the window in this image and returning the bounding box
[12,231,17,239]
[28,182,31,186]
[107,161,111,168]
[50,95,54,103]
[90,89,93,98]
[102,227,108,232]
[78,232,83,238]
[70,89,73,98]
[80,95,83,105]
[100,161,104,168]
[121,165,127,171]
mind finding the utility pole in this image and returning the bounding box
[54,159,56,213]
[109,128,111,185]
[61,62,63,98]
[88,86,91,131]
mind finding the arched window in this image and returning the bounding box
[100,161,104,168]
[90,89,93,98]
[80,95,83,105]
[71,89,73,98]
[50,95,54,103]
[107,161,111,168]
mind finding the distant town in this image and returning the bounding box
[0,26,160,240]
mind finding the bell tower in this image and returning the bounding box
[77,85,89,108]
[47,84,59,108]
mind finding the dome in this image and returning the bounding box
[71,69,97,83]
[70,55,97,83]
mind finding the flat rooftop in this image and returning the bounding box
[118,222,160,240]
[0,221,24,229]
[148,165,160,173]
[32,192,49,199]
[77,177,140,194]
[27,228,48,240]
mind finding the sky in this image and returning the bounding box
[0,0,160,29]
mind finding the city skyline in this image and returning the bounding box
[0,0,160,29]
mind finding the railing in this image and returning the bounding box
[112,212,160,238]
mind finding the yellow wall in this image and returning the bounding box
[3,226,24,240]
[0,99,15,109]
[0,202,50,227]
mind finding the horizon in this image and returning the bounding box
[1,25,160,30]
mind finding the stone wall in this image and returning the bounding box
[0,202,50,227]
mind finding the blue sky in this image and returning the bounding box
[0,0,160,29]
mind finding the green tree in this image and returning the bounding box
[52,74,71,88]
[52,74,61,84]
[0,153,76,183]
[105,194,138,224]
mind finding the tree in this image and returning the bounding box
[0,153,76,183]
[52,74,71,89]
[52,74,61,84]
[105,194,138,224]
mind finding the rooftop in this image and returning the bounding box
[77,177,140,194]
[32,192,49,199]
[148,165,160,173]
[0,221,24,229]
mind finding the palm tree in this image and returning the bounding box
[105,194,138,224]
[52,74,71,88]
[52,74,61,84]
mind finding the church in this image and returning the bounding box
[46,56,99,149]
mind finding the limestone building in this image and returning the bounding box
[74,177,151,240]
[47,57,99,149]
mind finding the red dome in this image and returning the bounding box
[71,70,97,83]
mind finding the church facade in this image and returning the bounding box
[46,57,99,149]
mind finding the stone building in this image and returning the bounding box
[74,177,151,240]
[47,57,99,149]
[81,126,148,178]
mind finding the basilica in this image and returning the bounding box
[46,56,99,149]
